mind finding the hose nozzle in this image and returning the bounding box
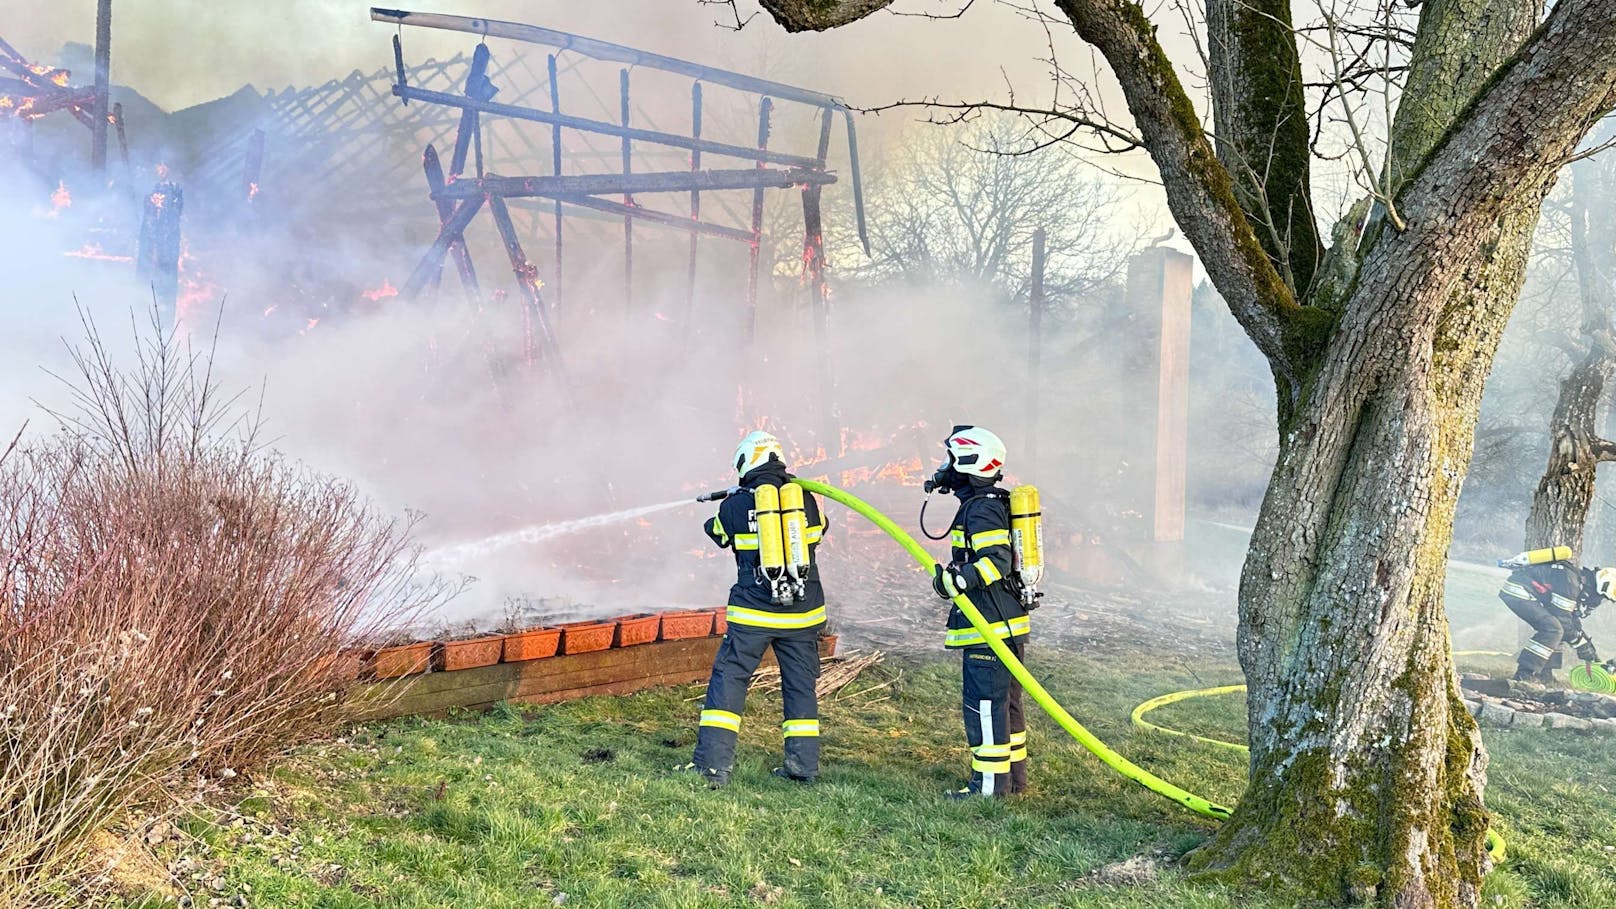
[697,486,741,503]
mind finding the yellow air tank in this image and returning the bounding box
[753,483,789,602]
[1010,485,1044,603]
[1526,545,1574,565]
[779,482,811,595]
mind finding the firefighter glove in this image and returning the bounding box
[1573,635,1599,663]
[932,563,974,599]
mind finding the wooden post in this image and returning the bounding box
[137,182,183,325]
[684,81,702,341]
[745,98,773,350]
[1027,227,1046,472]
[620,68,633,320]
[1124,246,1195,543]
[90,0,111,173]
[547,54,564,311]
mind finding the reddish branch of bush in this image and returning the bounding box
[0,311,429,903]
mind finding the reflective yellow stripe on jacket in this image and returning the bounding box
[727,604,827,630]
[944,614,1030,648]
[970,529,1010,550]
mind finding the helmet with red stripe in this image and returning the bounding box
[943,425,1007,478]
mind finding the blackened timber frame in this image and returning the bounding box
[379,9,866,448]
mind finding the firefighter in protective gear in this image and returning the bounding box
[1498,549,1616,683]
[686,431,829,788]
[927,425,1030,798]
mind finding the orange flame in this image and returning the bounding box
[361,279,399,302]
[50,181,70,212]
[63,244,132,263]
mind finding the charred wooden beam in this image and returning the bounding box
[547,53,564,310]
[403,194,485,297]
[91,0,111,172]
[371,8,845,110]
[431,167,833,200]
[423,143,480,300]
[112,101,128,166]
[685,81,703,337]
[137,182,183,322]
[390,84,824,170]
[842,109,869,255]
[487,194,563,374]
[551,194,756,243]
[620,68,632,315]
[449,43,491,178]
[392,33,408,105]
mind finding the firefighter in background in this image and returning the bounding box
[927,425,1030,798]
[1498,546,1616,683]
[685,430,829,788]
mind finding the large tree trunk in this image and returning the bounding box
[1190,2,1556,905]
[1526,160,1616,555]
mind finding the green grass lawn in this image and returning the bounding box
[113,651,1616,908]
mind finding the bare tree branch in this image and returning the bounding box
[1052,0,1306,389]
[699,0,760,30]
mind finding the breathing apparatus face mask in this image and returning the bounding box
[925,460,962,495]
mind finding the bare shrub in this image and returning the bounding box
[0,311,431,904]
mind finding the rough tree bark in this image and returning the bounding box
[1206,0,1320,298]
[1526,160,1616,555]
[748,1,1616,906]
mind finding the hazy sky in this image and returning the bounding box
[7,1,1110,113]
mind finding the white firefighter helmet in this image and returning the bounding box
[733,430,785,477]
[1597,567,1616,601]
[944,425,1008,478]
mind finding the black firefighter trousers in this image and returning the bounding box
[692,624,821,782]
[1502,594,1568,677]
[961,636,1027,796]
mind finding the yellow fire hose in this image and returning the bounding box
[793,479,1231,820]
[1129,684,1506,862]
[790,478,1506,863]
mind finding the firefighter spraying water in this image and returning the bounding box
[682,430,829,788]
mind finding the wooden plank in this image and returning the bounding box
[392,84,824,170]
[433,168,833,201]
[371,8,844,110]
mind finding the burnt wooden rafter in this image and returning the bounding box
[378,8,864,435]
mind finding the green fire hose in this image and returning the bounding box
[1129,684,1507,862]
[792,478,1232,822]
[789,478,1506,863]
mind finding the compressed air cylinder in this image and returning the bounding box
[779,482,811,581]
[1010,485,1044,593]
[1526,545,1574,565]
[753,483,788,600]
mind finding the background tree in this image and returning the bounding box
[1524,151,1616,556]
[836,117,1134,305]
[726,1,1616,906]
